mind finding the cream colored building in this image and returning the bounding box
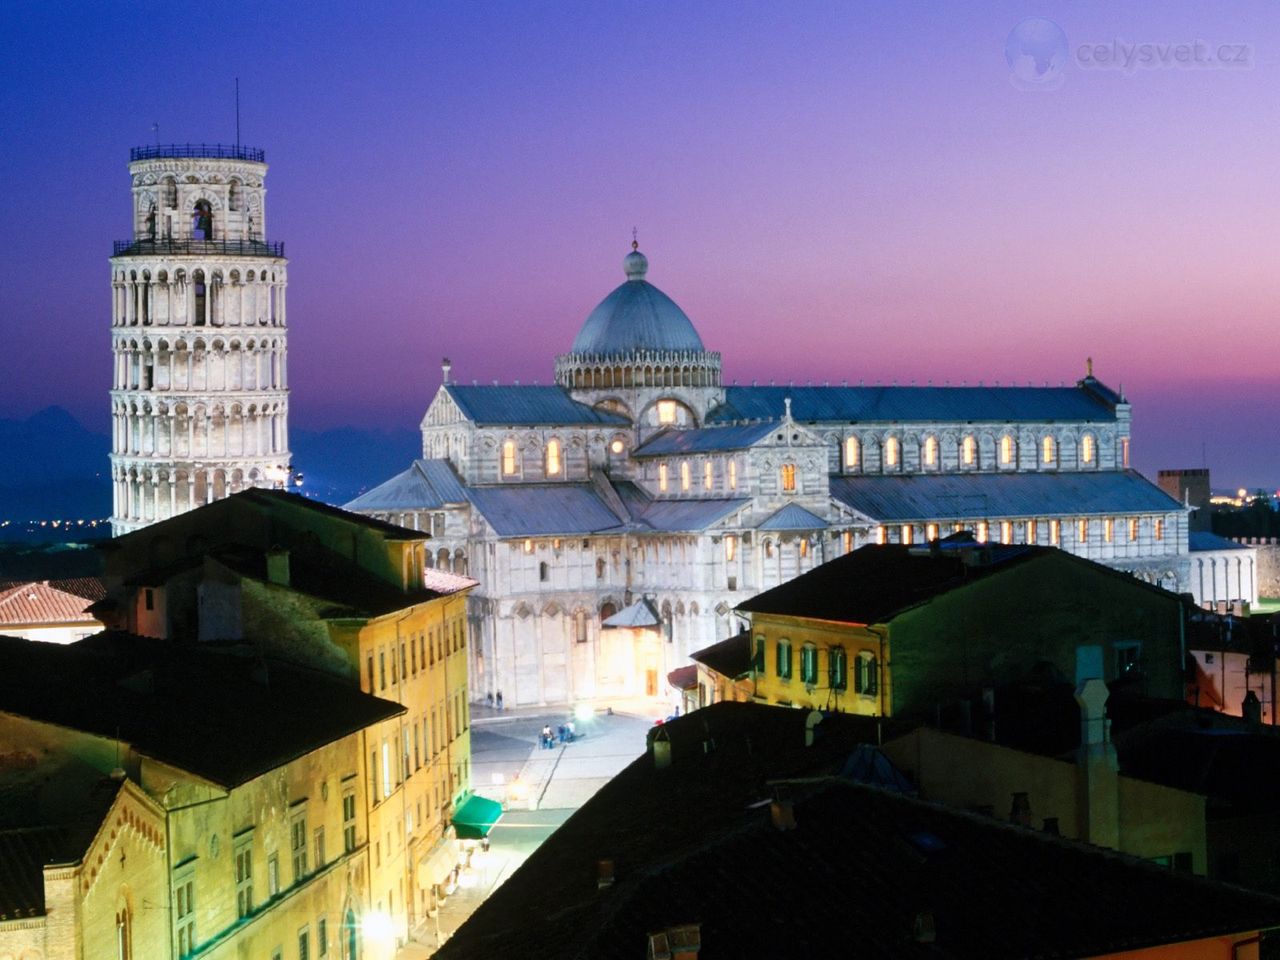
[0,631,399,960]
[0,579,103,644]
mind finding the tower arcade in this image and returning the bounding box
[109,144,291,535]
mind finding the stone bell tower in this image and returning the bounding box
[109,143,291,535]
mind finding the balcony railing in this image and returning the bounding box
[130,143,265,162]
[112,238,285,258]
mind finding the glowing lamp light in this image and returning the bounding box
[363,911,395,943]
[574,703,594,723]
[1239,488,1248,499]
[490,772,505,785]
[510,779,529,801]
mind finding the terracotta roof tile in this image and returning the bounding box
[0,580,101,626]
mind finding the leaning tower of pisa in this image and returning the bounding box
[109,144,291,535]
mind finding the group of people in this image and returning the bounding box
[540,721,576,748]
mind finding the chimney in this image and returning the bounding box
[804,709,823,746]
[1243,690,1263,727]
[1075,678,1119,849]
[441,357,452,384]
[597,859,615,890]
[770,799,797,831]
[653,728,672,770]
[1009,792,1032,827]
[266,548,290,587]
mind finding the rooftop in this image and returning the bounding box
[0,633,403,788]
[129,143,265,162]
[0,579,103,626]
[437,701,1280,960]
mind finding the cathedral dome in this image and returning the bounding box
[570,248,706,356]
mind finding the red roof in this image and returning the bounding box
[0,580,103,627]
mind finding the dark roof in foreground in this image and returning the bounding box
[737,542,1179,625]
[689,630,751,678]
[0,633,403,788]
[436,702,1280,960]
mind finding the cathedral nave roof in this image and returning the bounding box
[709,383,1121,424]
[444,384,629,426]
[830,469,1183,523]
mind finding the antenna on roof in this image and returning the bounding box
[1086,356,1094,377]
[632,226,639,251]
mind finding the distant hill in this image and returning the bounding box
[0,407,418,541]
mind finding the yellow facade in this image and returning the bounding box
[357,589,472,956]
[745,613,890,716]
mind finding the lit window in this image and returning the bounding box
[799,538,809,558]
[342,790,357,852]
[234,836,253,918]
[776,639,792,680]
[1000,435,1015,465]
[901,525,913,545]
[174,872,195,956]
[545,439,561,476]
[610,438,624,454]
[978,521,989,543]
[725,535,736,562]
[1042,436,1056,464]
[764,538,774,558]
[1155,518,1164,541]
[1082,434,1095,464]
[876,526,886,545]
[781,463,796,492]
[855,652,879,695]
[704,461,713,489]
[926,523,938,541]
[1026,520,1036,544]
[1128,518,1139,542]
[800,645,819,686]
[1050,519,1061,545]
[1000,521,1012,544]
[885,437,899,468]
[267,854,279,896]
[502,440,517,476]
[1104,518,1114,543]
[680,461,690,491]
[842,530,852,554]
[829,648,848,691]
[963,435,976,466]
[924,436,938,467]
[844,436,859,470]
[659,463,669,492]
[1121,438,1130,467]
[523,538,533,554]
[657,400,676,424]
[1078,518,1089,542]
[728,459,737,489]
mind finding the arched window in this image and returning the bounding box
[724,534,737,562]
[1042,435,1056,464]
[924,435,938,468]
[192,199,214,240]
[116,905,133,960]
[228,179,242,211]
[703,460,713,489]
[728,459,737,489]
[855,652,879,695]
[829,647,848,691]
[780,463,797,492]
[844,436,859,471]
[502,440,518,476]
[657,400,676,425]
[1081,433,1096,465]
[680,461,691,491]
[884,437,900,468]
[659,463,669,492]
[600,601,617,622]
[545,438,561,476]
[962,434,977,467]
[1000,434,1016,466]
[539,561,549,582]
[776,639,793,679]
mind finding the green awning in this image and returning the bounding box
[452,794,503,840]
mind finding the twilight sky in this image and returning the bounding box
[1,1,1277,488]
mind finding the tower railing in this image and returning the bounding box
[130,144,266,162]
[113,238,285,258]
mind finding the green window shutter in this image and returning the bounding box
[753,636,765,673]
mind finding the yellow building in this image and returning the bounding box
[96,489,481,956]
[731,541,1187,717]
[0,631,401,960]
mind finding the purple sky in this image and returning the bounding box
[2,1,1277,488]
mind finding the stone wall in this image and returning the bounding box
[1235,538,1280,599]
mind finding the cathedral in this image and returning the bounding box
[348,244,1192,708]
